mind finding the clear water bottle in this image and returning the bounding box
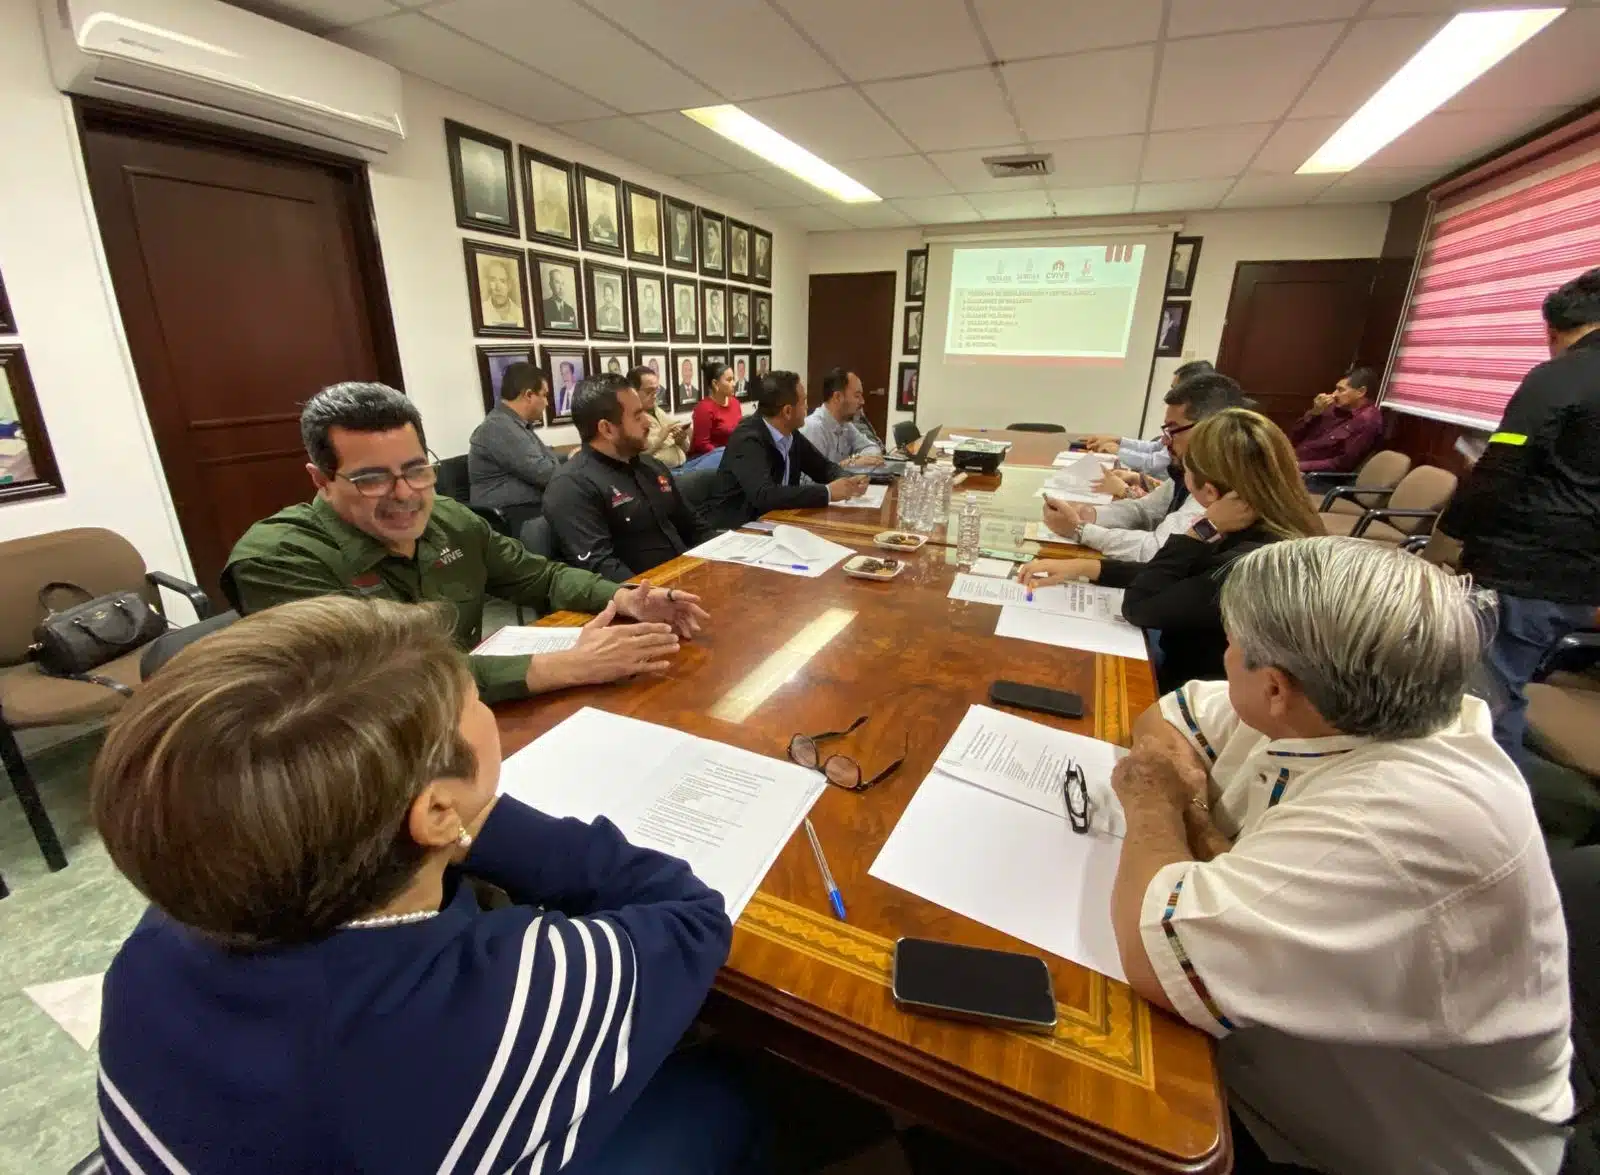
[957,491,983,569]
[896,467,919,530]
[936,465,954,525]
[920,467,945,534]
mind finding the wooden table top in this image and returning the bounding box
[495,520,1227,1172]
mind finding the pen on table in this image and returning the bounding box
[803,817,847,922]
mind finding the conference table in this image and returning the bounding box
[495,429,1228,1174]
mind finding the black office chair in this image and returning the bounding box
[1555,847,1599,1174]
[892,421,921,450]
[675,469,720,511]
[435,453,513,536]
[1006,422,1066,433]
[519,516,554,558]
[140,610,240,679]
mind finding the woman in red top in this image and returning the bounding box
[688,362,741,459]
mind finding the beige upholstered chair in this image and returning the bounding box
[1527,672,1600,778]
[1318,465,1457,547]
[0,528,213,870]
[1308,449,1413,516]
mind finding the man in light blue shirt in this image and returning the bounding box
[1085,360,1217,477]
[800,367,884,469]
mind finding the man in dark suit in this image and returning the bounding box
[701,370,868,531]
[543,268,577,328]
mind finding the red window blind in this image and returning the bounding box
[1384,143,1600,430]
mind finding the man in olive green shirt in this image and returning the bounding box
[223,382,708,703]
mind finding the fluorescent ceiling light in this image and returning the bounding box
[1298,7,1564,174]
[681,106,880,203]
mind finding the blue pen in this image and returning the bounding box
[803,817,847,921]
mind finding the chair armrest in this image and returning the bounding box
[146,570,214,620]
[1558,630,1600,652]
[1320,483,1396,512]
[1306,471,1359,487]
[1351,508,1439,538]
[1400,534,1429,553]
[468,505,512,537]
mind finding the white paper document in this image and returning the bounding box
[950,574,1129,622]
[1024,521,1076,543]
[995,605,1150,661]
[968,557,1016,579]
[688,527,852,578]
[473,625,583,657]
[498,708,826,920]
[831,484,889,510]
[1034,486,1114,505]
[947,572,1029,606]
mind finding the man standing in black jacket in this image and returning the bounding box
[1439,267,1600,767]
[701,371,868,530]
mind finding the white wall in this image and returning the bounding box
[370,78,810,455]
[808,204,1392,438]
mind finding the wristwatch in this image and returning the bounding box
[1191,517,1223,543]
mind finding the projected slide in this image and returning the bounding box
[945,244,1146,360]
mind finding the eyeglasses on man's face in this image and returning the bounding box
[788,715,908,793]
[337,460,440,499]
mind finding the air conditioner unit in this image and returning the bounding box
[40,0,405,159]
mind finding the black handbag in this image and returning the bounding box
[28,582,168,696]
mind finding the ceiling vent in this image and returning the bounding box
[983,153,1054,179]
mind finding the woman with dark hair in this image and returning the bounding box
[685,360,740,471]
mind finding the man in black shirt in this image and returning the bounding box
[544,374,717,583]
[700,371,868,531]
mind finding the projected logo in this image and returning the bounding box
[1103,244,1136,263]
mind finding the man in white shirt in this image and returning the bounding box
[1109,537,1573,1175]
[1084,360,1215,475]
[1043,372,1238,562]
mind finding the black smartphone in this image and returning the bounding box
[988,679,1084,720]
[891,938,1057,1032]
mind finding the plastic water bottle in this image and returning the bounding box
[957,492,983,569]
[896,467,919,530]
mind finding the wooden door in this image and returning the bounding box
[1215,259,1378,430]
[80,103,401,600]
[807,272,895,439]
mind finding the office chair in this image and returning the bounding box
[892,421,921,450]
[1006,422,1066,433]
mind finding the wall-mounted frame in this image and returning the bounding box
[728,220,752,281]
[905,248,927,302]
[0,346,65,505]
[697,208,726,278]
[753,292,773,345]
[752,350,772,379]
[664,195,698,273]
[0,272,15,334]
[896,361,919,411]
[902,304,922,355]
[668,275,700,342]
[701,281,727,343]
[670,348,702,412]
[1156,299,1192,358]
[577,164,624,255]
[519,146,577,248]
[731,351,753,401]
[530,249,585,339]
[630,268,668,341]
[476,344,538,418]
[592,345,634,379]
[446,120,519,238]
[584,258,630,340]
[751,226,773,286]
[1166,235,1202,297]
[624,182,664,263]
[542,345,589,424]
[635,347,671,407]
[728,287,751,344]
[463,240,531,338]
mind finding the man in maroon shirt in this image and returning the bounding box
[1290,366,1383,473]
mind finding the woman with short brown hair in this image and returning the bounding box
[92,595,750,1174]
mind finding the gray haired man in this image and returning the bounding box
[1108,537,1572,1175]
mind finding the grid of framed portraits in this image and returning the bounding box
[451,118,774,414]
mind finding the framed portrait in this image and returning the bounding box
[670,348,702,412]
[543,346,588,423]
[752,292,772,345]
[630,269,668,342]
[0,271,15,334]
[577,165,624,255]
[753,350,772,379]
[905,248,928,302]
[529,250,585,339]
[634,348,672,408]
[1156,299,1192,357]
[463,240,531,337]
[592,345,633,379]
[0,346,64,505]
[697,209,726,278]
[667,275,699,343]
[624,183,664,263]
[727,287,751,344]
[664,195,698,272]
[476,345,538,417]
[700,282,727,343]
[902,304,922,355]
[446,120,518,238]
[727,221,751,281]
[751,226,773,286]
[1166,235,1202,296]
[896,361,919,411]
[730,351,753,401]
[519,146,576,248]
[584,259,630,340]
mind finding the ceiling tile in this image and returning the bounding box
[741,87,914,162]
[863,69,1018,153]
[1364,0,1569,11]
[332,13,612,123]
[967,190,1055,220]
[927,145,1030,192]
[1027,135,1145,187]
[1250,118,1342,173]
[1290,17,1443,119]
[1220,174,1340,207]
[1366,105,1569,170]
[581,0,841,101]
[557,116,729,176]
[1168,0,1363,38]
[1441,8,1600,115]
[832,202,917,229]
[225,0,396,33]
[889,195,985,224]
[637,112,767,169]
[1312,167,1438,203]
[1003,45,1158,140]
[1151,23,1344,131]
[1134,179,1232,212]
[835,154,955,199]
[746,166,837,205]
[773,0,988,81]
[971,0,1163,58]
[1140,124,1274,182]
[428,0,715,114]
[783,206,856,232]
[1045,185,1138,216]
[679,170,794,208]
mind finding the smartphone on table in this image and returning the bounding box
[891,937,1057,1032]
